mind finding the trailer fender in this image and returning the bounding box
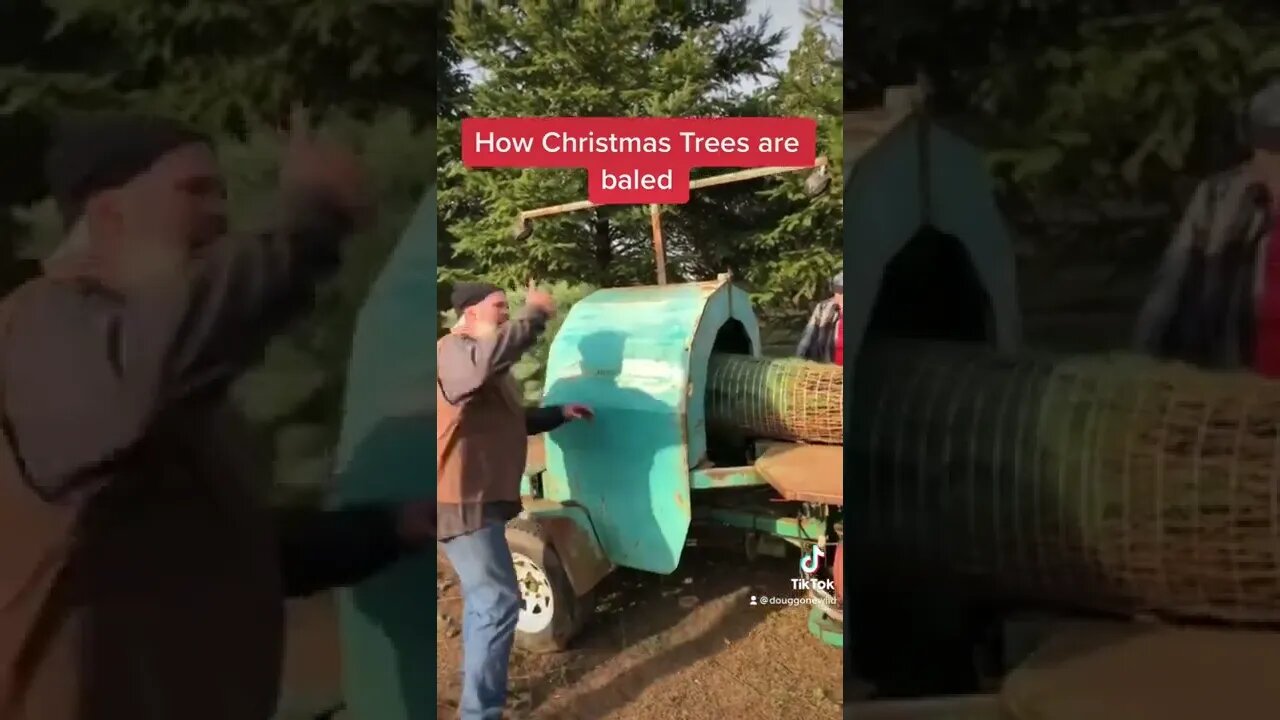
[518,500,614,597]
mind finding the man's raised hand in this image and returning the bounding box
[279,103,372,224]
[525,280,556,316]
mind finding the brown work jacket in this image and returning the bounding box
[0,190,353,720]
[435,314,566,541]
[436,336,529,540]
[0,279,282,720]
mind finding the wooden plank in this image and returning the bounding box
[754,441,843,505]
[1003,620,1280,720]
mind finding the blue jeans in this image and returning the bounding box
[440,521,521,720]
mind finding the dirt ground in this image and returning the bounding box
[435,545,845,719]
[275,543,844,720]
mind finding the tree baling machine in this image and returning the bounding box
[511,275,846,652]
[505,160,846,653]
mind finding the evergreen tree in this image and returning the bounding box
[752,6,844,310]
[441,0,784,288]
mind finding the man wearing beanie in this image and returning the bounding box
[797,270,844,363]
[437,281,593,719]
[1135,77,1280,373]
[0,111,435,720]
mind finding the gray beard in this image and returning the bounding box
[1254,154,1280,187]
[47,223,192,294]
[115,241,190,293]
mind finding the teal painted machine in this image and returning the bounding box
[496,161,844,653]
[331,190,439,720]
[540,280,760,573]
[509,274,844,653]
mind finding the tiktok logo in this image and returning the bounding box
[799,545,825,575]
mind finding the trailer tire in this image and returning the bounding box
[505,518,593,654]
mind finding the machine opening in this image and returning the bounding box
[853,226,1002,698]
[711,319,752,356]
[704,319,754,466]
[863,226,993,345]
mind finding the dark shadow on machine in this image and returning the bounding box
[546,330,678,573]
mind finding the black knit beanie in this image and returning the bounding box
[451,282,502,313]
[44,112,210,227]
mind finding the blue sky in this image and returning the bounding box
[751,0,806,80]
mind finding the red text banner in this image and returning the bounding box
[461,116,817,204]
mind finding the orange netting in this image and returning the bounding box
[848,340,1280,624]
[706,354,843,445]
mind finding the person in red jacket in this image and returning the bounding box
[1253,190,1280,376]
[1134,78,1280,373]
[797,271,843,363]
[834,311,844,366]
